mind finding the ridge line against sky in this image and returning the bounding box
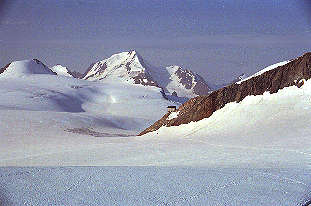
[0,0,310,84]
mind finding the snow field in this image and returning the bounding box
[0,58,311,205]
[0,167,310,206]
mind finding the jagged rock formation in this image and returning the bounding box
[139,52,311,135]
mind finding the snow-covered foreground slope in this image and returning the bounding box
[141,80,311,167]
[0,167,310,206]
[1,74,310,205]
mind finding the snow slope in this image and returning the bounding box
[0,167,309,206]
[237,60,290,84]
[0,59,56,78]
[50,64,73,77]
[0,63,310,167]
[0,60,174,132]
[0,77,310,205]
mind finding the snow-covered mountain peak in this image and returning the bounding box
[83,50,158,87]
[163,65,210,98]
[0,59,56,78]
[50,64,73,77]
[83,51,211,99]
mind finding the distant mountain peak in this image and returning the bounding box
[82,51,211,99]
[164,65,211,98]
[0,59,56,78]
[83,51,158,87]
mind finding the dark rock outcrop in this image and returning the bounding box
[70,70,84,79]
[139,52,311,135]
[0,63,11,74]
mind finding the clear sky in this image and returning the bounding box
[0,0,310,84]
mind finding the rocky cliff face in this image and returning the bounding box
[139,52,311,135]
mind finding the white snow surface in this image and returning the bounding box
[167,111,180,120]
[0,61,311,205]
[50,64,73,77]
[0,59,55,78]
[237,60,290,84]
[0,167,310,206]
[83,51,147,84]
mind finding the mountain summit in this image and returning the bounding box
[0,59,56,78]
[83,50,211,98]
[83,50,158,87]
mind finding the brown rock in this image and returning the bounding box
[139,52,311,136]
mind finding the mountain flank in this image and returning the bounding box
[0,59,57,77]
[139,52,311,135]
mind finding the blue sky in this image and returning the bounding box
[0,0,310,84]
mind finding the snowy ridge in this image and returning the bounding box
[50,65,73,77]
[237,60,290,84]
[83,51,210,98]
[0,59,56,78]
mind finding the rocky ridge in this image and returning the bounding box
[139,52,311,135]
